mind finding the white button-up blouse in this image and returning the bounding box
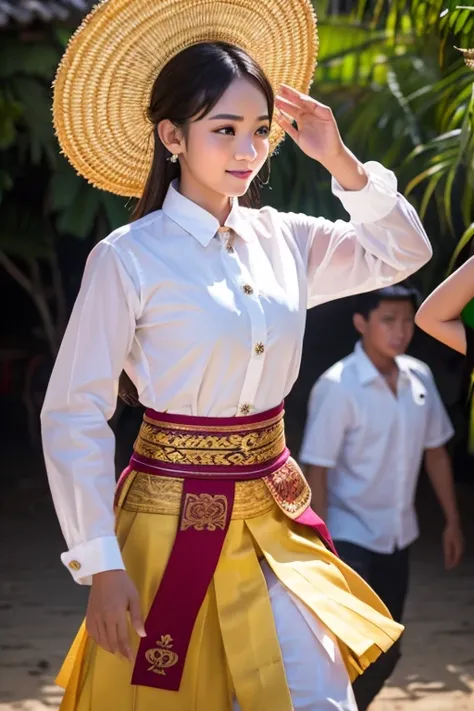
[41,162,432,583]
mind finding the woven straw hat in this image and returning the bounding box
[53,0,318,197]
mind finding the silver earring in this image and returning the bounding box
[169,153,178,163]
[259,159,271,186]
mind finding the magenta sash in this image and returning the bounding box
[116,404,337,691]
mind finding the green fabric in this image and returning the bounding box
[461,300,474,329]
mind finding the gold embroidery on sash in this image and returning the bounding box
[134,419,285,466]
[145,635,179,676]
[120,473,274,519]
[263,458,311,520]
[180,493,228,531]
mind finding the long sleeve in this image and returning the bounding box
[41,240,141,584]
[284,161,432,308]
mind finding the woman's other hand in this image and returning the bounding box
[87,570,146,660]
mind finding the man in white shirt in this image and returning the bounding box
[299,285,464,710]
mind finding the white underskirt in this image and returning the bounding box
[233,561,358,711]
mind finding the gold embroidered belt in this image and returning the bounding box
[118,473,275,519]
[116,403,336,693]
[131,404,287,475]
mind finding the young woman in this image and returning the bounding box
[42,0,433,709]
[415,256,474,356]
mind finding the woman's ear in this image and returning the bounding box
[353,313,367,336]
[157,119,184,157]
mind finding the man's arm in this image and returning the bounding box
[304,465,328,520]
[424,446,464,569]
[300,375,352,522]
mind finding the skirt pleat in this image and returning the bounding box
[57,500,403,711]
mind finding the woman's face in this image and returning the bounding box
[180,76,271,199]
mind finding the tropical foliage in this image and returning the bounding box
[1,0,474,358]
[267,0,474,291]
[0,28,130,356]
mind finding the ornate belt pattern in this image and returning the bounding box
[120,472,275,519]
[118,403,337,692]
[134,411,286,469]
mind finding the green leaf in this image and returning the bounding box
[461,178,473,225]
[420,170,445,218]
[0,206,53,259]
[447,222,474,274]
[54,27,73,48]
[101,193,132,231]
[48,158,83,213]
[443,167,458,233]
[0,95,23,149]
[0,40,60,80]
[12,77,55,165]
[405,160,454,194]
[56,186,102,239]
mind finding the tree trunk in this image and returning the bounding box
[0,250,60,357]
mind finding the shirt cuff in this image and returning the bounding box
[60,535,125,585]
[331,160,398,224]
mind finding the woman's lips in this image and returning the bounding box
[226,170,253,180]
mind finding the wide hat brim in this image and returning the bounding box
[53,0,318,198]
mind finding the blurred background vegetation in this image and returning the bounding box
[0,0,473,461]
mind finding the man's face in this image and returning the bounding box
[354,299,416,358]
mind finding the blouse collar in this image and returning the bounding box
[162,180,254,247]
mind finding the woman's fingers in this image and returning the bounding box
[96,616,114,654]
[275,95,302,121]
[279,84,332,119]
[279,83,314,107]
[87,570,145,659]
[116,614,133,661]
[275,111,299,142]
[85,616,98,645]
[86,611,111,653]
[88,610,132,660]
[104,612,121,654]
[129,589,146,639]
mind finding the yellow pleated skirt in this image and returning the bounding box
[57,475,403,711]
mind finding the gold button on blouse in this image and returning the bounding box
[243,284,254,295]
[255,343,265,356]
[240,404,251,415]
[69,560,81,571]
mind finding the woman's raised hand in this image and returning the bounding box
[275,84,345,165]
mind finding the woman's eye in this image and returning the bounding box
[214,125,270,137]
[215,126,235,136]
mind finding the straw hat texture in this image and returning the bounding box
[53,0,318,197]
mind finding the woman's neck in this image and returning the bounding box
[178,172,232,225]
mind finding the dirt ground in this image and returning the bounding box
[1,480,473,711]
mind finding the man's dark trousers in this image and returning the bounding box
[334,540,410,711]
